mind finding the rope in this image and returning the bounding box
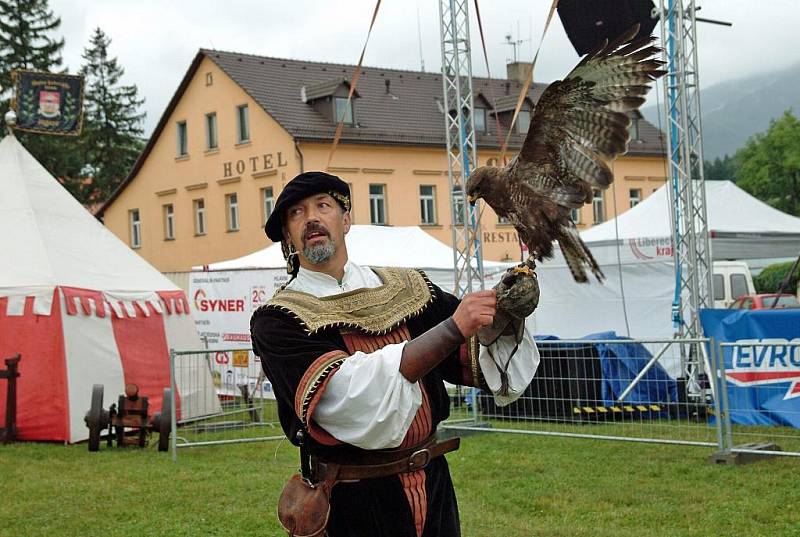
[499,0,560,161]
[473,0,505,152]
[610,166,631,337]
[326,0,382,169]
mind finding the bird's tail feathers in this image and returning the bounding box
[558,224,604,284]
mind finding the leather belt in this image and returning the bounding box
[312,436,460,481]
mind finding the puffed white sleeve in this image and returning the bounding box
[478,316,540,407]
[313,341,423,450]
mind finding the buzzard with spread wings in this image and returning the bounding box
[466,26,665,283]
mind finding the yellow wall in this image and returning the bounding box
[103,57,667,271]
[103,57,299,272]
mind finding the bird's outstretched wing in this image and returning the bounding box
[514,25,665,208]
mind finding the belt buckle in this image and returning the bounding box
[408,448,431,471]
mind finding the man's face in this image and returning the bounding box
[283,193,350,266]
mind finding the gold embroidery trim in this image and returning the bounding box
[468,336,481,387]
[297,352,348,426]
[260,267,435,335]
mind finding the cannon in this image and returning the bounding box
[84,383,172,452]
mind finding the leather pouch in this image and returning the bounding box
[277,474,332,537]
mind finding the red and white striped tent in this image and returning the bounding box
[0,135,219,443]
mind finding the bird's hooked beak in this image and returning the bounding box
[467,194,478,206]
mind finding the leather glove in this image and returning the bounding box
[477,260,539,346]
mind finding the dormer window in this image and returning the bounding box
[517,109,531,134]
[474,106,486,133]
[334,96,354,125]
[628,110,643,141]
[301,77,359,126]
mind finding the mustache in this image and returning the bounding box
[302,223,331,242]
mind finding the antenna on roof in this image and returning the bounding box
[416,3,425,72]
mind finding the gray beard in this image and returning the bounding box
[304,241,335,265]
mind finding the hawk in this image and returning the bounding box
[466,25,666,283]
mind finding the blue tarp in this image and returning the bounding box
[699,308,800,428]
[535,332,678,409]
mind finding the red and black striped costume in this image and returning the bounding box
[251,268,485,537]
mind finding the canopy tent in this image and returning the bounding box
[581,180,800,260]
[196,224,515,292]
[0,135,219,443]
[529,180,800,353]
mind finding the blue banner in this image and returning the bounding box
[699,309,800,428]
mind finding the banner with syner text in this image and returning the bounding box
[700,308,800,428]
[189,270,289,399]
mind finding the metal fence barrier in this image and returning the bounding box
[169,348,283,460]
[443,338,724,449]
[713,340,800,458]
[168,338,800,461]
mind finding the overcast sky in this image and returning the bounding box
[48,0,800,136]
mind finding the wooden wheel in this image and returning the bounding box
[156,388,172,452]
[85,385,105,452]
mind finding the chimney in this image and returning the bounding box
[506,62,530,85]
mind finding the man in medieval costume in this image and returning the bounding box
[250,171,539,537]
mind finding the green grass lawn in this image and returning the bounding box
[1,432,798,537]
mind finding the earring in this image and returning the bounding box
[286,244,300,276]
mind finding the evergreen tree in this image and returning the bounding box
[0,0,82,197]
[79,27,145,203]
[0,0,64,105]
[703,155,736,181]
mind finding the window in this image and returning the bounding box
[205,112,218,150]
[369,184,386,225]
[226,193,239,231]
[236,104,250,143]
[498,215,511,224]
[628,118,640,140]
[194,199,206,235]
[592,189,605,224]
[571,208,581,224]
[419,185,436,225]
[452,186,465,225]
[129,209,141,248]
[730,274,748,301]
[334,96,353,125]
[629,188,642,208]
[474,107,486,133]
[176,121,188,156]
[163,204,174,240]
[713,274,724,301]
[517,109,531,134]
[261,187,274,222]
[205,72,213,86]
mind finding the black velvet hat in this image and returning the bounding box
[264,171,351,242]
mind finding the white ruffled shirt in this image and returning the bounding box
[286,261,539,449]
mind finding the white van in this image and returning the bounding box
[712,261,756,308]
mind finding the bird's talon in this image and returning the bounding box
[512,265,533,276]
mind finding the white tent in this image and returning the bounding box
[0,135,219,443]
[197,224,514,292]
[581,180,800,259]
[529,181,800,346]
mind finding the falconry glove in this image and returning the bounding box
[477,259,540,347]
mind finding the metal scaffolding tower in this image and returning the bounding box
[658,0,712,339]
[439,0,484,297]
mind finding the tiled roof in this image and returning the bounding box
[204,49,666,154]
[98,49,666,217]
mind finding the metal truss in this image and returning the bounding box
[659,0,712,340]
[438,0,484,297]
